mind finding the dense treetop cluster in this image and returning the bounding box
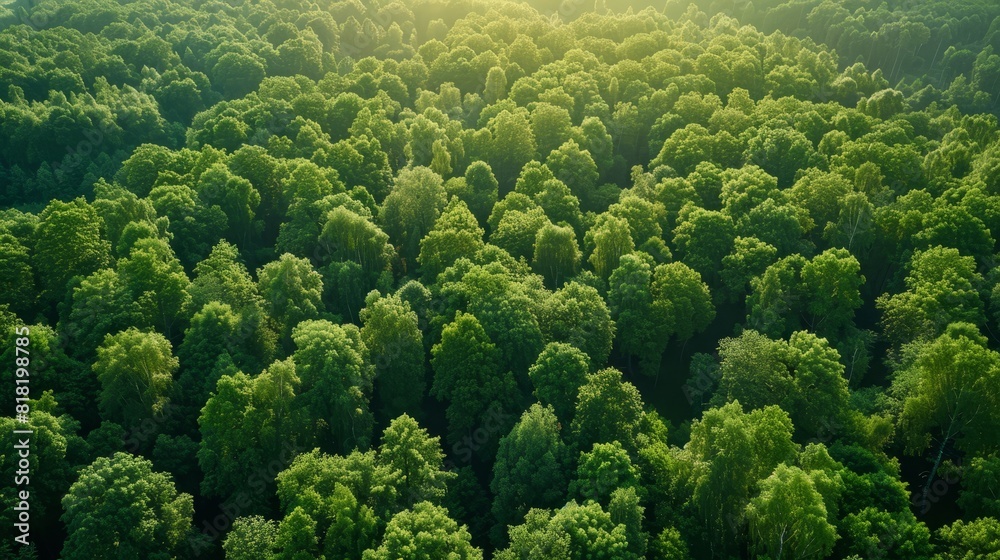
[2,0,1000,558]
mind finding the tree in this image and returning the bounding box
[33,197,110,305]
[586,214,634,280]
[223,516,278,560]
[377,414,454,507]
[720,236,778,303]
[679,402,798,556]
[275,450,386,557]
[837,507,933,559]
[745,126,823,189]
[533,223,581,289]
[61,453,194,560]
[799,248,864,337]
[196,163,261,249]
[937,518,1000,560]
[430,312,519,452]
[713,330,852,440]
[487,109,536,192]
[609,486,648,557]
[496,501,639,560]
[461,161,500,224]
[491,404,570,535]
[380,166,448,262]
[212,51,266,98]
[187,240,273,364]
[148,183,229,269]
[363,501,483,560]
[93,328,177,428]
[528,342,590,425]
[360,292,426,421]
[538,281,615,368]
[258,254,324,348]
[0,232,35,316]
[319,207,395,321]
[546,139,601,212]
[292,319,375,453]
[118,237,192,339]
[672,206,735,287]
[531,102,573,158]
[894,323,1000,505]
[0,396,83,538]
[571,368,645,453]
[958,454,1000,518]
[274,506,320,560]
[607,253,659,375]
[746,464,838,560]
[418,198,485,282]
[650,261,715,345]
[198,359,304,510]
[878,246,985,348]
[570,441,641,506]
[491,205,551,261]
[176,301,242,407]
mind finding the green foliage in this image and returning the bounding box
[491,404,570,538]
[5,1,1000,557]
[61,452,194,560]
[363,501,482,560]
[291,319,374,453]
[93,327,177,428]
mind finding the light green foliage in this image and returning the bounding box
[528,342,590,425]
[363,502,483,560]
[878,247,985,347]
[538,281,615,368]
[291,319,374,453]
[360,292,426,421]
[678,402,798,555]
[223,516,278,560]
[491,404,570,534]
[431,312,519,450]
[496,500,640,560]
[34,198,111,304]
[570,441,642,506]
[533,223,581,289]
[380,166,448,261]
[61,453,194,560]
[586,213,634,280]
[937,517,1000,560]
[746,464,838,560]
[198,359,303,509]
[571,368,645,453]
[893,324,1000,500]
[94,328,177,427]
[258,254,324,345]
[419,198,485,281]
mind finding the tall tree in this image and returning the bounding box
[291,319,375,453]
[258,254,325,348]
[61,453,194,560]
[430,312,520,454]
[377,414,455,508]
[746,465,838,560]
[491,404,570,537]
[571,368,645,453]
[894,323,1000,504]
[34,198,110,305]
[360,292,426,421]
[93,328,177,428]
[362,502,483,560]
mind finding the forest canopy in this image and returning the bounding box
[2,0,1000,558]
